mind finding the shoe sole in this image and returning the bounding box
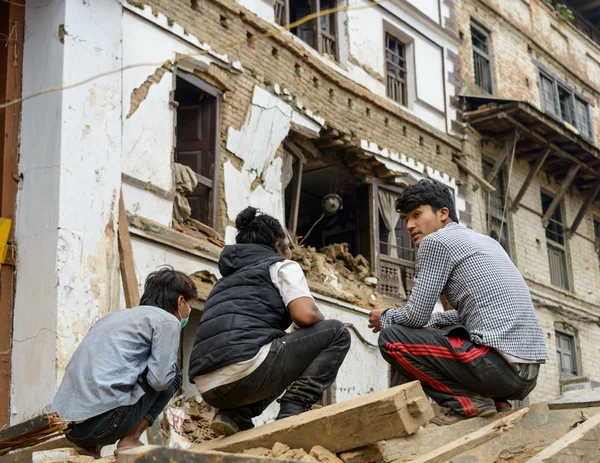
[210,420,238,437]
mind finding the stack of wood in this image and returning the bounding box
[0,414,67,456]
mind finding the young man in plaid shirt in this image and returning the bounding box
[369,179,547,425]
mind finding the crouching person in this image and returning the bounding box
[189,206,351,436]
[52,268,197,457]
[369,180,548,426]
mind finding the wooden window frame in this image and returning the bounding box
[537,67,594,141]
[175,71,221,229]
[374,181,415,300]
[276,0,339,61]
[385,33,408,106]
[594,217,600,269]
[541,191,571,291]
[556,329,579,378]
[471,21,494,94]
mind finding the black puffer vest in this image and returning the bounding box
[188,244,290,379]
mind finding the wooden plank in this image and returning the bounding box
[567,180,600,239]
[511,148,551,212]
[195,382,433,454]
[0,437,77,463]
[526,411,600,462]
[453,158,497,193]
[505,115,600,178]
[287,159,302,237]
[118,189,140,308]
[283,140,307,164]
[0,416,53,444]
[402,408,529,463]
[384,402,600,463]
[549,388,600,411]
[118,445,299,463]
[541,165,580,228]
[486,130,518,184]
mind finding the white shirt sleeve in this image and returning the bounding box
[269,260,314,307]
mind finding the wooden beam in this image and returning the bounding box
[283,139,307,164]
[453,158,496,193]
[526,411,600,463]
[404,408,529,463]
[548,388,600,410]
[287,160,303,237]
[567,180,600,239]
[118,189,140,308]
[511,149,551,212]
[505,115,600,178]
[542,165,581,228]
[486,130,518,184]
[195,382,434,454]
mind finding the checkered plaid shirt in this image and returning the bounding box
[380,222,548,361]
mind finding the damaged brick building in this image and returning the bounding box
[1,0,600,430]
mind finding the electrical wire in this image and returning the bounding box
[299,212,325,247]
[0,0,386,110]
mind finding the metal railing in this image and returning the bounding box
[547,240,570,291]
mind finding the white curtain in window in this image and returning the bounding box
[378,188,401,259]
[282,150,295,189]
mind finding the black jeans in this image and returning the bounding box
[201,319,351,430]
[65,371,182,447]
[379,325,538,416]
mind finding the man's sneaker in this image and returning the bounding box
[276,401,312,420]
[210,411,240,437]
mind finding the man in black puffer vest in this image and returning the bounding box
[189,207,351,436]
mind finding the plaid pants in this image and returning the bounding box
[379,324,539,416]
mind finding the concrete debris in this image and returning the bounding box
[189,270,218,301]
[291,244,403,310]
[309,445,343,463]
[241,443,322,461]
[168,396,218,445]
[338,445,384,463]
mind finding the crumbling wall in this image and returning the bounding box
[12,1,124,423]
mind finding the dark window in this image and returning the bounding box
[482,159,510,256]
[538,70,593,140]
[377,185,415,300]
[277,0,338,60]
[556,331,578,378]
[575,97,593,139]
[541,193,570,290]
[174,74,220,228]
[471,22,493,94]
[385,33,408,105]
[558,85,575,125]
[540,72,558,115]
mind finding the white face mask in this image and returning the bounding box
[178,300,191,330]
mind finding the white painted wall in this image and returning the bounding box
[12,0,66,424]
[225,85,321,224]
[237,0,276,23]
[345,0,458,134]
[406,0,441,24]
[12,0,123,423]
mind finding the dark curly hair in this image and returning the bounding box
[235,206,287,253]
[395,179,459,223]
[139,266,198,314]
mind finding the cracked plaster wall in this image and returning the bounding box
[121,11,207,227]
[12,1,123,424]
[224,85,321,243]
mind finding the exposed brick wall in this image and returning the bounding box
[128,0,465,229]
[457,0,600,401]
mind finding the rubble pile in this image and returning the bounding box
[242,443,344,463]
[292,243,403,310]
[164,395,218,445]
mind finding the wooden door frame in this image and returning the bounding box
[0,2,24,428]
